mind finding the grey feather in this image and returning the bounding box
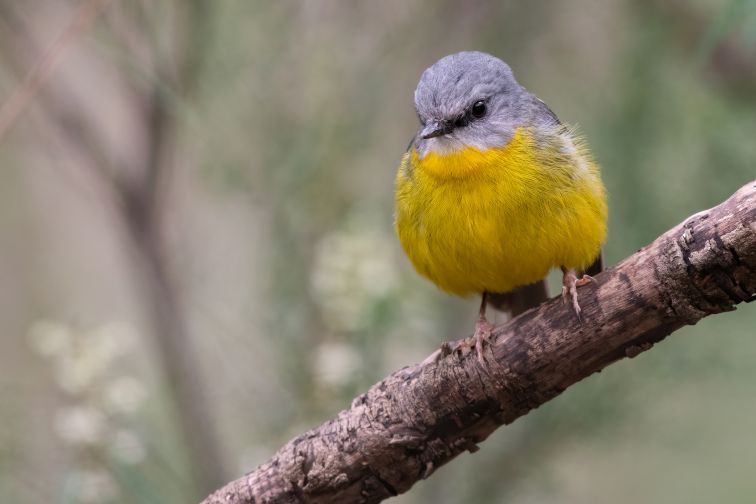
[412,51,553,158]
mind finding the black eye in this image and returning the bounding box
[471,100,486,118]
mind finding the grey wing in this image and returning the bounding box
[530,95,562,127]
[532,96,605,277]
[487,97,602,319]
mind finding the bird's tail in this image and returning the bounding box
[487,252,603,318]
[487,280,549,318]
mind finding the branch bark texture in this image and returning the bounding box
[204,180,756,504]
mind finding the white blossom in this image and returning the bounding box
[102,376,147,415]
[314,341,361,387]
[54,406,107,446]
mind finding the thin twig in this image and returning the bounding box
[0,0,112,143]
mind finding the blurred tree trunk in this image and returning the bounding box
[0,0,224,497]
[121,78,227,496]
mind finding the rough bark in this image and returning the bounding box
[204,180,756,504]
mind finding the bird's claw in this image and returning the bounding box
[575,274,594,287]
[562,270,594,322]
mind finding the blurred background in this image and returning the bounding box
[1,0,755,503]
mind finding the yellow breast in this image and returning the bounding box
[394,128,607,296]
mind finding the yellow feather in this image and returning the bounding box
[394,127,607,296]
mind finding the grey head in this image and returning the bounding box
[413,51,556,158]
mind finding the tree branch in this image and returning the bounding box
[204,180,756,504]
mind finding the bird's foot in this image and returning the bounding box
[561,269,594,321]
[450,293,495,369]
[473,316,494,369]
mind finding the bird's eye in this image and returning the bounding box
[471,100,487,118]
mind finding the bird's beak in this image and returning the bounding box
[421,121,453,139]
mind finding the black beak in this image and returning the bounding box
[421,121,454,139]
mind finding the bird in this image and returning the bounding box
[394,51,607,359]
